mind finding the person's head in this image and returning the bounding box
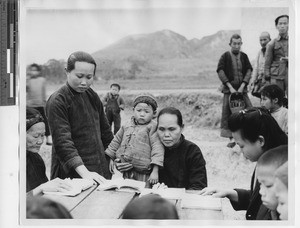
[228,107,287,162]
[65,51,96,93]
[260,84,285,112]
[259,32,271,48]
[26,107,45,153]
[229,34,242,54]
[157,107,184,148]
[133,94,157,125]
[122,194,179,219]
[256,145,288,210]
[110,83,121,95]
[28,63,42,78]
[274,162,288,220]
[26,196,72,219]
[275,15,289,35]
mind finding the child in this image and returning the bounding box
[249,32,271,98]
[256,145,288,220]
[200,107,287,220]
[261,84,288,134]
[121,194,179,219]
[105,95,164,188]
[274,161,288,220]
[27,63,52,145]
[103,83,125,134]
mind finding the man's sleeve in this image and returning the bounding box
[217,54,230,85]
[264,41,275,80]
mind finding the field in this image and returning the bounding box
[40,85,262,220]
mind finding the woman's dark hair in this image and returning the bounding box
[275,15,289,26]
[261,84,285,106]
[122,194,179,219]
[228,107,287,151]
[66,51,97,75]
[26,196,72,219]
[157,107,183,127]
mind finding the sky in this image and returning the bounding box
[22,0,291,64]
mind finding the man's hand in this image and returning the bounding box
[114,158,133,172]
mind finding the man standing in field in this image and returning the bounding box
[264,15,289,97]
[216,34,253,148]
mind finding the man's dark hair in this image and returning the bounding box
[110,83,121,91]
[229,34,242,44]
[275,15,289,26]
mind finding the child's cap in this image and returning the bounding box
[121,194,179,219]
[133,94,158,111]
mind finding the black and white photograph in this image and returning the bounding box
[0,0,298,227]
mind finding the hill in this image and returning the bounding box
[92,29,240,80]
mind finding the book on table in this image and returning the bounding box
[181,193,222,210]
[139,188,186,200]
[43,178,95,197]
[97,178,146,193]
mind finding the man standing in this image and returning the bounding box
[249,32,271,98]
[264,15,289,97]
[216,34,253,148]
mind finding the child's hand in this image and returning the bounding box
[148,172,159,185]
[109,159,114,174]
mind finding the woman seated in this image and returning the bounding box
[26,107,71,195]
[156,107,207,190]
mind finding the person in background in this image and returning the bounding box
[249,32,271,98]
[200,107,287,220]
[121,194,179,219]
[27,196,72,219]
[27,63,52,145]
[260,84,288,134]
[256,145,288,220]
[274,161,288,220]
[264,15,289,97]
[46,51,113,183]
[102,83,125,134]
[216,34,253,148]
[26,107,71,196]
[156,107,207,190]
[105,95,164,187]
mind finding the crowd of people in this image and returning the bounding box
[26,14,289,221]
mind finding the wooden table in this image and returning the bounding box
[39,187,223,220]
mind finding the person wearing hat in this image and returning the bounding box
[26,107,71,195]
[105,94,164,188]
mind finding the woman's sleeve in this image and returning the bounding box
[97,98,114,148]
[230,188,251,211]
[187,145,207,190]
[105,127,124,160]
[46,96,84,173]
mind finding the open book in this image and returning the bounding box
[97,178,146,193]
[43,178,95,197]
[139,188,185,200]
[181,193,222,210]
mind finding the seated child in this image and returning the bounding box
[27,196,72,219]
[105,95,164,188]
[103,83,125,134]
[256,145,288,220]
[121,194,179,219]
[260,84,288,134]
[274,161,288,220]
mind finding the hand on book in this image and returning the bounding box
[199,187,238,202]
[38,178,73,194]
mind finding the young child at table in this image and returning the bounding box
[105,94,164,188]
[260,84,288,134]
[27,196,72,219]
[122,194,179,219]
[102,83,125,135]
[200,107,287,220]
[256,145,288,220]
[274,161,288,220]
